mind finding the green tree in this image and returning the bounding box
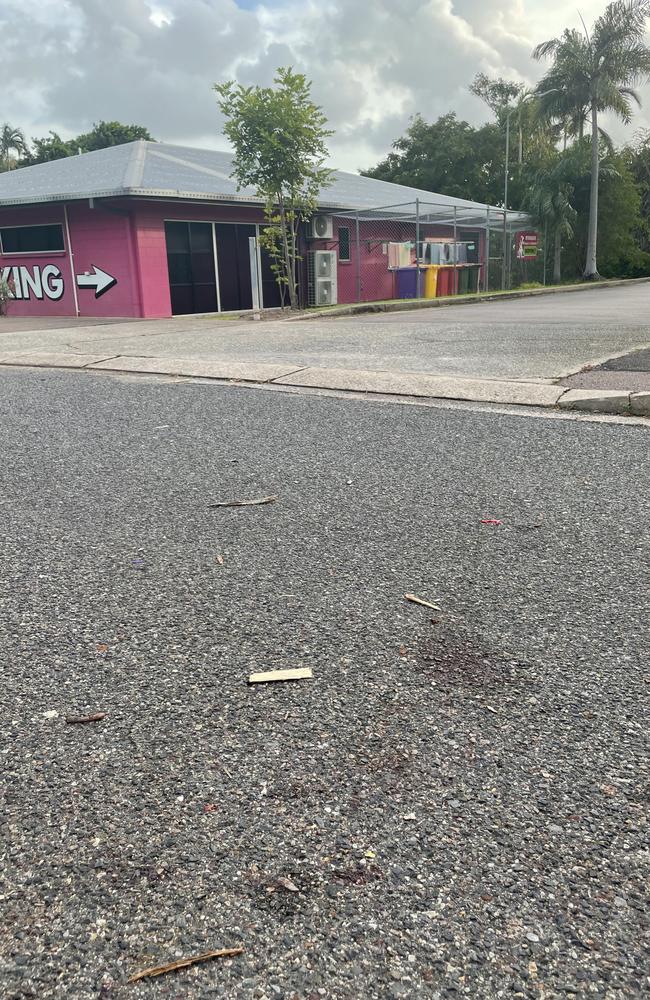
[29,131,77,164]
[364,113,505,204]
[524,157,577,282]
[215,67,332,310]
[534,0,650,278]
[75,121,154,152]
[29,121,154,164]
[623,129,650,254]
[0,123,28,170]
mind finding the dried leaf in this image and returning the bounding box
[276,876,300,893]
[404,593,442,611]
[65,712,106,725]
[601,784,617,796]
[96,643,109,653]
[208,496,277,509]
[128,947,244,983]
[398,645,407,657]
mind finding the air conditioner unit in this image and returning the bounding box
[308,250,338,305]
[309,215,333,240]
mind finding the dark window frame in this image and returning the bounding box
[0,223,65,255]
[338,226,351,262]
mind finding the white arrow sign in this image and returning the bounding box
[76,266,117,299]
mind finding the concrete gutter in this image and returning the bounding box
[290,276,650,321]
[0,351,648,418]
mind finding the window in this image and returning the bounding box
[0,224,65,254]
[338,226,351,262]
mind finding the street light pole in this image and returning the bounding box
[502,109,511,291]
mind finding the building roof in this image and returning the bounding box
[0,140,527,228]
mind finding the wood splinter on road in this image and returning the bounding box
[208,496,278,508]
[248,667,313,685]
[65,712,106,725]
[404,593,442,611]
[128,947,244,982]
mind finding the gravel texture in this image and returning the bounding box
[0,369,648,999]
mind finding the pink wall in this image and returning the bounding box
[0,201,139,318]
[131,201,267,318]
[1,197,489,318]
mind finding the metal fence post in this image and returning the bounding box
[543,219,547,286]
[453,206,458,294]
[415,198,421,297]
[501,209,508,290]
[355,213,361,302]
[485,207,490,294]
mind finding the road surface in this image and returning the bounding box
[0,368,647,998]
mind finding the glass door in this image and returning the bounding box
[165,221,218,315]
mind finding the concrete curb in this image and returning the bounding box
[0,352,648,419]
[289,276,650,322]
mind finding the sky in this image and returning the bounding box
[2,0,649,173]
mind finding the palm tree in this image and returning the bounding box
[525,162,577,283]
[0,123,28,170]
[533,0,650,278]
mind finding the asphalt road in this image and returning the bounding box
[1,370,648,999]
[1,283,650,380]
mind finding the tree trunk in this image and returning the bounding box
[553,226,562,284]
[584,98,600,279]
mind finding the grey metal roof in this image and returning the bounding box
[0,140,528,227]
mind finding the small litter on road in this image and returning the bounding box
[43,710,59,720]
[208,495,278,508]
[128,947,244,983]
[404,593,442,611]
[275,876,300,893]
[480,519,502,526]
[248,667,313,685]
[402,813,417,822]
[215,554,225,565]
[65,712,106,725]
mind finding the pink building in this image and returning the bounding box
[0,142,526,318]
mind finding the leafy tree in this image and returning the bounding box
[622,129,650,255]
[470,74,523,116]
[524,156,577,282]
[29,121,154,164]
[215,67,332,310]
[0,123,28,170]
[364,113,505,204]
[534,0,650,278]
[29,131,77,163]
[75,121,153,152]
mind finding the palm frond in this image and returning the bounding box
[532,38,561,61]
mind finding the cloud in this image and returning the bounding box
[1,0,648,171]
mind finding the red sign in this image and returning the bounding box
[516,231,538,259]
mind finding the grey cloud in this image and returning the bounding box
[1,0,648,170]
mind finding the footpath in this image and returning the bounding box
[1,349,648,416]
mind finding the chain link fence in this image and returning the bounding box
[304,199,541,307]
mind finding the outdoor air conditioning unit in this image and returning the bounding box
[309,215,334,240]
[308,250,338,306]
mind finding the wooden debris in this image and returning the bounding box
[128,947,244,983]
[65,712,106,725]
[248,667,313,685]
[276,876,300,893]
[404,593,442,611]
[208,496,277,509]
